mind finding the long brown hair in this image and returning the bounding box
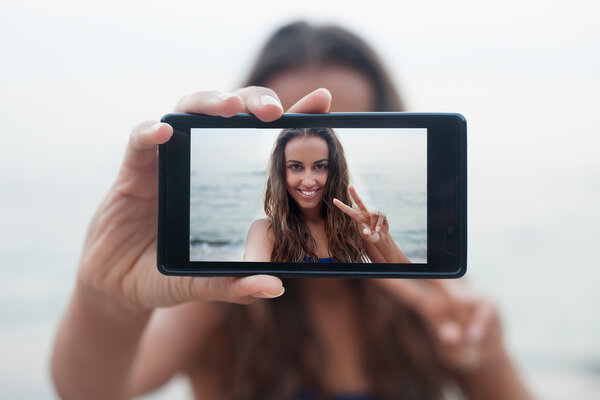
[210,21,448,400]
[265,127,368,263]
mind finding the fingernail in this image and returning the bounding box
[251,287,285,299]
[376,226,381,232]
[150,122,163,132]
[363,228,370,235]
[217,92,239,102]
[316,87,331,97]
[259,94,282,109]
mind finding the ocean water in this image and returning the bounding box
[190,128,427,262]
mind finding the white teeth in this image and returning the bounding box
[300,190,316,196]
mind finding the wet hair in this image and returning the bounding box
[265,127,368,263]
[243,21,404,111]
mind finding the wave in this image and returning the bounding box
[190,238,245,247]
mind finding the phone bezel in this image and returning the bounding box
[158,112,467,278]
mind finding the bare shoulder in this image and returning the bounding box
[248,218,271,233]
[244,218,274,261]
[125,301,226,397]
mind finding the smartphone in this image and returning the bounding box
[158,112,467,278]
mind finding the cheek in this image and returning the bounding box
[319,171,329,186]
[320,171,330,196]
[286,171,297,190]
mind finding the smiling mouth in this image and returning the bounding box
[298,188,320,198]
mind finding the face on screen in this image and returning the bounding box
[190,127,427,263]
[284,135,329,211]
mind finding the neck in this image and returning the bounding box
[300,203,324,223]
[300,278,353,302]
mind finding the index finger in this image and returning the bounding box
[174,87,285,122]
[286,88,332,113]
[333,198,360,218]
[349,186,368,212]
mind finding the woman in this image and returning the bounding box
[244,126,408,265]
[51,22,533,400]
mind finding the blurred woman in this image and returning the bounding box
[51,22,533,400]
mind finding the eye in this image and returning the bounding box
[288,164,302,171]
[315,164,329,170]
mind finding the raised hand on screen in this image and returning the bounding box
[333,186,389,243]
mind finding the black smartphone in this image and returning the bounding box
[158,112,467,278]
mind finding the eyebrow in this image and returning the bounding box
[286,159,329,165]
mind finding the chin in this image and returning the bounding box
[296,195,324,210]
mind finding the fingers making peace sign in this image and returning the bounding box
[373,278,504,375]
[333,186,389,243]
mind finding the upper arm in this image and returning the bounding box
[243,218,274,262]
[124,301,223,398]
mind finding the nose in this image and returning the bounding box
[302,170,316,187]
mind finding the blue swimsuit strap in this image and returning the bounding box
[302,256,337,263]
[317,257,336,263]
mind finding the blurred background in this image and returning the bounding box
[0,0,598,398]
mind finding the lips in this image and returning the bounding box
[298,188,320,198]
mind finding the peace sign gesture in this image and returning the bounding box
[374,278,503,373]
[371,278,533,399]
[333,186,389,243]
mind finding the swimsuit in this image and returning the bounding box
[302,256,337,263]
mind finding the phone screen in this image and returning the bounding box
[190,127,427,263]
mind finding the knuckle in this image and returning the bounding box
[262,87,278,97]
[244,85,273,94]
[131,120,153,135]
[187,90,211,100]
[237,86,278,101]
[174,91,218,112]
[187,276,201,301]
[174,94,190,111]
[176,93,188,103]
[128,120,154,148]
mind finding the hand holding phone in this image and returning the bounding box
[75,87,329,310]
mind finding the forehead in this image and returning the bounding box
[264,65,375,112]
[284,136,329,160]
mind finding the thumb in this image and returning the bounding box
[189,275,285,305]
